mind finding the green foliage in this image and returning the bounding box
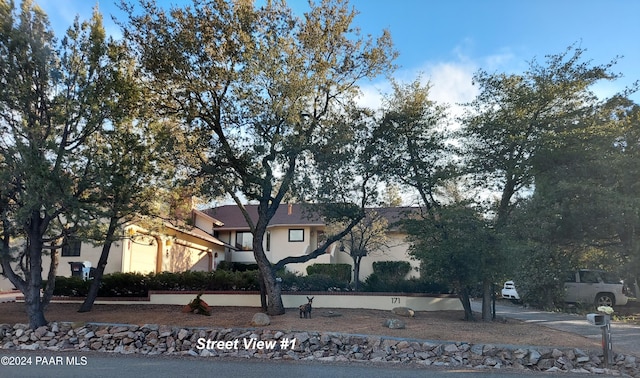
[407,204,498,293]
[217,262,260,272]
[45,277,91,297]
[98,272,149,297]
[50,271,260,297]
[278,270,350,292]
[306,263,351,283]
[361,275,449,294]
[372,261,412,281]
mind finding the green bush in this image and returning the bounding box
[306,264,351,283]
[98,272,148,297]
[217,261,259,272]
[372,261,412,281]
[48,266,447,296]
[361,274,450,294]
[49,276,91,297]
[278,270,350,292]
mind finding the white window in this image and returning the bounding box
[288,229,304,242]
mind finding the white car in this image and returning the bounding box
[501,280,520,301]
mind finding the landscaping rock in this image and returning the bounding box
[0,321,637,377]
[391,307,415,317]
[251,313,271,326]
[382,318,406,329]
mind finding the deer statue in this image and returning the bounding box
[299,296,314,319]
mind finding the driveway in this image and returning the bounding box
[471,299,640,357]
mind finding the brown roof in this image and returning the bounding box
[202,204,419,231]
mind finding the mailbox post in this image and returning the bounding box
[586,313,613,367]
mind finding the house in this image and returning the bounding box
[0,210,230,292]
[0,203,420,292]
[201,204,420,281]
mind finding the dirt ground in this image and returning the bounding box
[0,301,602,350]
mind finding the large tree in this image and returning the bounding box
[460,45,622,315]
[0,1,121,327]
[120,0,395,315]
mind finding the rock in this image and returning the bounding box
[251,313,271,326]
[391,307,415,317]
[382,318,406,329]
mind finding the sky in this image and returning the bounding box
[34,0,640,110]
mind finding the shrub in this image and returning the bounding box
[217,261,259,272]
[306,264,351,283]
[49,276,91,297]
[278,270,350,292]
[372,261,412,281]
[98,272,148,297]
[361,274,450,294]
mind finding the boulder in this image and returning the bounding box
[251,313,271,326]
[382,318,406,329]
[391,307,415,317]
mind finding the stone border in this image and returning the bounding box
[1,322,638,376]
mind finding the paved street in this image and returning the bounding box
[0,350,615,378]
[471,299,640,357]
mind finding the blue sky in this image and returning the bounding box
[35,0,640,108]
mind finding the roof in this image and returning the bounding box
[202,204,420,231]
[202,204,324,231]
[164,222,226,246]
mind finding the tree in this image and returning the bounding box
[328,209,389,291]
[371,78,452,211]
[120,0,396,315]
[461,45,618,226]
[77,120,166,312]
[509,94,640,305]
[0,1,120,327]
[406,203,495,321]
[459,45,620,317]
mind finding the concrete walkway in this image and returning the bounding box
[471,299,640,357]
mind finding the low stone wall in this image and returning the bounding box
[1,322,638,376]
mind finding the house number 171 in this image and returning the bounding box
[391,297,400,304]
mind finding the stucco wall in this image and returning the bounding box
[147,291,462,311]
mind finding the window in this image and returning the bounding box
[288,229,304,242]
[235,232,253,251]
[61,237,81,257]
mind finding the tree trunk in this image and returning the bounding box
[78,218,119,312]
[458,287,475,321]
[42,247,59,307]
[25,224,48,329]
[253,228,285,315]
[258,270,267,311]
[353,255,362,292]
[481,279,492,321]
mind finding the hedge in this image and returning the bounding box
[48,268,449,297]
